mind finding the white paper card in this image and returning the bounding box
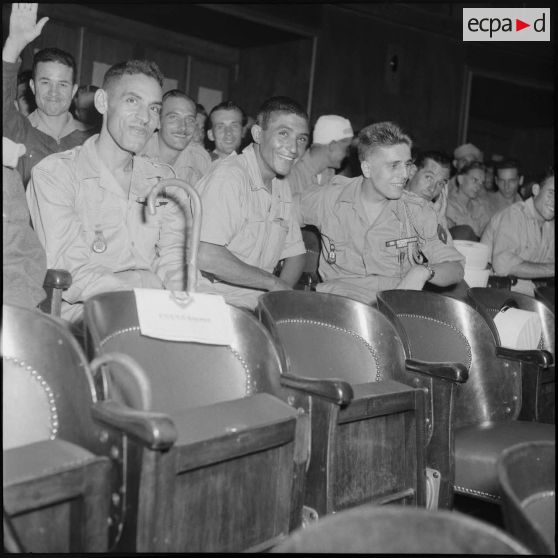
[493,307,542,350]
[198,86,223,112]
[134,289,234,345]
[91,61,112,87]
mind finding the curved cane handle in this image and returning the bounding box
[147,178,202,293]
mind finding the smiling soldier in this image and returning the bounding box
[299,122,464,304]
[3,3,93,185]
[27,56,187,323]
[196,96,309,309]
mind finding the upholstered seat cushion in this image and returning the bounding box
[3,439,99,488]
[454,422,555,502]
[170,393,298,471]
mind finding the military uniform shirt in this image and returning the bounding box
[26,135,187,321]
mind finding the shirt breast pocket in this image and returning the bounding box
[262,218,290,270]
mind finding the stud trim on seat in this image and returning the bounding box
[99,327,255,395]
[396,314,472,369]
[3,356,59,439]
[276,319,382,382]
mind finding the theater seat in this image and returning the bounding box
[83,290,309,553]
[271,503,531,554]
[2,304,113,552]
[498,441,555,555]
[38,268,72,317]
[258,291,469,513]
[467,287,555,423]
[534,286,555,311]
[376,290,555,506]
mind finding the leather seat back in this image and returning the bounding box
[377,290,522,429]
[84,291,284,416]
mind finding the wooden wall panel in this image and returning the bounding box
[143,46,189,93]
[232,39,313,120]
[311,6,463,151]
[189,58,230,111]
[79,31,135,87]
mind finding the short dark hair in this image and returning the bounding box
[457,160,485,176]
[195,103,207,117]
[208,100,246,127]
[414,150,451,171]
[495,158,521,175]
[538,166,554,185]
[102,59,164,90]
[17,69,32,86]
[76,84,99,96]
[32,48,77,83]
[256,96,308,130]
[357,121,412,161]
[162,89,196,107]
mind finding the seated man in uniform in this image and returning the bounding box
[481,167,554,292]
[206,100,245,161]
[405,150,452,245]
[447,142,484,196]
[3,3,93,185]
[27,58,187,322]
[299,122,464,305]
[141,89,200,183]
[3,137,47,309]
[196,96,309,309]
[446,161,490,241]
[289,114,354,198]
[486,159,523,218]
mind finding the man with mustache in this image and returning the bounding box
[27,53,187,322]
[196,96,309,309]
[299,122,464,305]
[141,89,201,184]
[3,3,93,185]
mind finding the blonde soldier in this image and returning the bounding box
[27,59,187,322]
[300,122,464,304]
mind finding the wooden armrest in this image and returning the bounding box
[280,372,354,406]
[405,358,469,383]
[496,346,553,368]
[43,269,72,290]
[92,400,177,450]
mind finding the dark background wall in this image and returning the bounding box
[3,2,553,179]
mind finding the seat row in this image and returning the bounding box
[2,286,555,553]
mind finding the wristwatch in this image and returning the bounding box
[423,263,435,282]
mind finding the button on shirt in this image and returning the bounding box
[26,135,187,321]
[300,176,464,304]
[3,60,94,186]
[195,143,305,309]
[485,197,554,276]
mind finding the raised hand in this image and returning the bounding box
[4,3,49,62]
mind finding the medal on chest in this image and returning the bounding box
[92,229,107,253]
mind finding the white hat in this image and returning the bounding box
[313,115,353,145]
[453,143,483,161]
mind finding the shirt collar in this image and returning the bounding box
[241,143,269,192]
[75,134,164,182]
[27,109,88,137]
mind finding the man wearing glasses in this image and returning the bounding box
[299,122,464,305]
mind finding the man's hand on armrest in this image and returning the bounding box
[198,241,292,292]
